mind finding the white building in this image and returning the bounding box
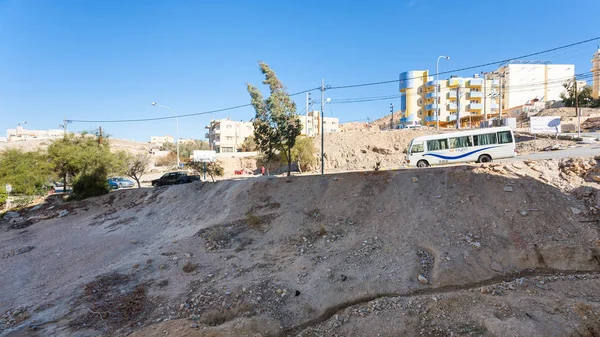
[496,62,575,111]
[150,135,174,144]
[204,118,254,153]
[6,126,64,141]
[300,111,339,136]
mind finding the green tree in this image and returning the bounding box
[246,62,302,176]
[175,140,211,161]
[188,161,224,182]
[291,137,317,173]
[122,153,150,188]
[238,135,258,152]
[560,80,594,108]
[0,149,53,195]
[48,133,118,200]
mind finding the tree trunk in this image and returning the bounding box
[297,160,302,174]
[134,176,141,188]
[63,173,67,192]
[287,146,292,177]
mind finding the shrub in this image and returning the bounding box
[71,169,110,200]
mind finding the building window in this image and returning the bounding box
[226,136,233,140]
[226,125,232,129]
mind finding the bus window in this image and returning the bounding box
[410,143,424,153]
[497,131,513,144]
[427,139,448,151]
[473,133,497,146]
[449,136,473,148]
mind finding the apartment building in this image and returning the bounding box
[592,48,600,99]
[150,135,174,144]
[496,62,574,111]
[398,71,500,128]
[6,126,64,141]
[204,118,253,153]
[301,111,339,136]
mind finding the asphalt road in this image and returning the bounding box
[503,143,600,162]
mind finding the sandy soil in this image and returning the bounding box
[2,155,600,336]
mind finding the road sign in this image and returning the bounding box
[193,150,216,163]
[530,116,561,134]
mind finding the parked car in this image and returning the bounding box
[107,179,119,190]
[109,177,135,188]
[151,172,200,187]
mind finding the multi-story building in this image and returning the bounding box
[496,62,574,111]
[204,118,254,153]
[6,126,64,141]
[301,111,339,136]
[398,71,500,128]
[592,48,600,99]
[150,135,174,144]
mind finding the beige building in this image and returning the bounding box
[301,111,339,136]
[6,126,64,141]
[150,135,174,144]
[205,118,254,153]
[399,71,499,128]
[496,62,575,111]
[592,48,600,99]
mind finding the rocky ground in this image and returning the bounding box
[1,155,600,336]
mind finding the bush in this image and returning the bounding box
[291,137,317,172]
[71,169,110,200]
[155,153,177,167]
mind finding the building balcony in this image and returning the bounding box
[468,91,483,99]
[424,115,438,122]
[447,91,457,99]
[491,79,499,87]
[400,113,417,123]
[425,91,439,99]
[448,114,458,121]
[425,103,439,111]
[447,78,462,88]
[447,103,457,111]
[467,78,483,87]
[468,103,483,110]
[490,103,499,110]
[425,80,440,88]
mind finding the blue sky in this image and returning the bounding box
[1,0,599,142]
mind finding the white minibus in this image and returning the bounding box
[406,127,516,168]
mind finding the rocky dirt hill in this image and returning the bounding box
[2,157,600,336]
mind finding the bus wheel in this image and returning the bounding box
[478,154,492,163]
[417,160,430,168]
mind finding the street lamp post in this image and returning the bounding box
[151,102,180,170]
[320,78,331,175]
[435,56,450,130]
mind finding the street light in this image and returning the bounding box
[435,56,450,130]
[320,76,331,176]
[151,102,180,170]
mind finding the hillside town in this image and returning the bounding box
[3,1,600,336]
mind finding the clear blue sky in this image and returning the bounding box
[1,0,599,142]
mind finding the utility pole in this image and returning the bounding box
[576,76,580,138]
[306,92,310,136]
[498,74,503,122]
[456,85,461,130]
[98,126,103,145]
[483,75,487,122]
[321,78,325,175]
[390,103,394,130]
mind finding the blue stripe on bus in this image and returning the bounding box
[423,146,501,160]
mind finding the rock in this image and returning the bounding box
[412,177,419,183]
[570,207,582,215]
[295,290,301,296]
[503,186,513,192]
[159,264,167,270]
[519,210,528,216]
[8,217,25,224]
[418,274,428,284]
[490,261,503,272]
[3,211,20,220]
[592,175,600,182]
[130,240,138,244]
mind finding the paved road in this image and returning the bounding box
[501,144,600,162]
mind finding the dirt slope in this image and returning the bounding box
[2,159,600,336]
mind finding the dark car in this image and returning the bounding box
[151,172,200,187]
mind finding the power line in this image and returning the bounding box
[327,37,600,90]
[69,87,321,123]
